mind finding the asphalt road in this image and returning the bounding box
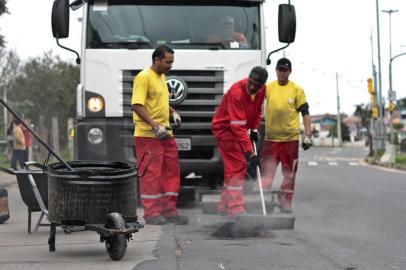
[1,146,406,270]
[137,146,406,270]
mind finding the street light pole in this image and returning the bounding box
[382,10,398,65]
[382,9,398,144]
[389,52,406,92]
[389,51,406,134]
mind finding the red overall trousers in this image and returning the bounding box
[134,137,180,220]
[260,140,299,209]
[216,139,247,217]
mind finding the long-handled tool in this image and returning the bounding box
[233,139,295,231]
[252,140,267,216]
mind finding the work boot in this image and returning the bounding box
[145,215,167,225]
[277,193,293,213]
[166,215,189,225]
[280,206,293,214]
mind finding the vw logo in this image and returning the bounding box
[167,76,188,105]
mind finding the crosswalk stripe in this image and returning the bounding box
[308,161,318,166]
[349,162,359,166]
[328,162,338,166]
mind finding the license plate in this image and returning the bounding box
[175,138,191,151]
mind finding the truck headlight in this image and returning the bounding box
[87,127,104,144]
[87,96,104,113]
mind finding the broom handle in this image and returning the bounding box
[253,141,267,216]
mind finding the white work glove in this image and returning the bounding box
[302,135,313,150]
[152,124,169,140]
[171,111,182,127]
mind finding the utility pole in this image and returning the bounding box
[336,73,342,147]
[375,0,384,149]
[382,9,398,145]
[369,30,378,155]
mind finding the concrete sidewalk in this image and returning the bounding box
[0,188,162,269]
[0,171,17,188]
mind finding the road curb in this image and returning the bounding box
[362,159,406,173]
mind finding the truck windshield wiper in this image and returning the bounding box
[92,41,153,49]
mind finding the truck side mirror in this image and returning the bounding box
[278,4,296,43]
[52,0,70,39]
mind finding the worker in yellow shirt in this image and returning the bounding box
[260,58,313,213]
[131,45,187,225]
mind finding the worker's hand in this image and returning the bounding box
[171,111,182,127]
[302,135,313,150]
[250,154,260,169]
[152,125,169,140]
[250,129,259,142]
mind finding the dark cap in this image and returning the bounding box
[276,58,292,70]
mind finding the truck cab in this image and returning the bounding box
[52,0,295,191]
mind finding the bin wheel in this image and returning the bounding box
[105,212,127,260]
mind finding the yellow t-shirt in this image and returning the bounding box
[13,125,26,150]
[264,80,307,141]
[131,67,171,137]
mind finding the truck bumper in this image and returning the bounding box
[75,118,223,177]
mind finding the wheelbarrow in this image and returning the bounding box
[46,160,146,261]
[0,98,148,260]
[0,162,49,233]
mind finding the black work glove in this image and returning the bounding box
[250,155,260,169]
[250,129,259,142]
[302,135,313,150]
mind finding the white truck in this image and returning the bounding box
[51,0,295,194]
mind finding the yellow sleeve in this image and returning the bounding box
[296,87,307,109]
[131,72,149,106]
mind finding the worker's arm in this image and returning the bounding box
[302,114,311,137]
[131,104,158,129]
[227,93,253,155]
[298,101,312,150]
[169,106,181,127]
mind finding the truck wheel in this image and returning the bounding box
[105,213,127,260]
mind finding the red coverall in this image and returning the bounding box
[211,78,265,217]
[135,137,180,220]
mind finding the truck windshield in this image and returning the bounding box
[86,0,261,50]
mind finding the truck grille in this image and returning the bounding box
[122,69,224,159]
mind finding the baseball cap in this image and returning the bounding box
[276,58,292,70]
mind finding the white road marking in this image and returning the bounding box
[329,162,338,166]
[349,162,359,166]
[308,161,318,166]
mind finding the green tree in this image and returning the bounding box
[328,122,351,141]
[8,51,79,146]
[354,103,370,131]
[397,97,406,110]
[0,48,20,139]
[0,0,8,48]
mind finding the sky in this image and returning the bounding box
[1,0,406,116]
